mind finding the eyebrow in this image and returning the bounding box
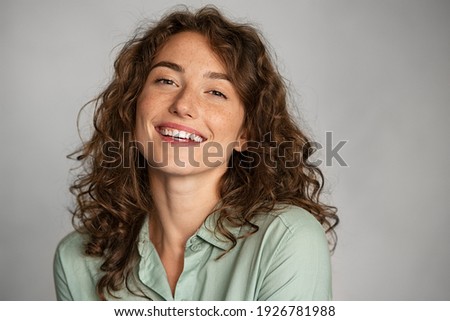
[150,60,231,82]
[150,61,184,73]
[204,71,231,82]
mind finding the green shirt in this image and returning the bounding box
[53,205,332,300]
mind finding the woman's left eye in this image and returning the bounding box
[209,90,227,99]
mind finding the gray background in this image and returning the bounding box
[1,0,449,300]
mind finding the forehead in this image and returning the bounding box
[152,31,226,72]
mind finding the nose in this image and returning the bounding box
[169,86,199,119]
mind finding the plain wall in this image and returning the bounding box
[1,0,449,300]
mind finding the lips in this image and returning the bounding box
[155,122,207,143]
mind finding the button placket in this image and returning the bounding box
[175,237,205,300]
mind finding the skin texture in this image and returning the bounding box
[135,32,246,294]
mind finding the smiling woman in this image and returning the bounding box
[54,5,338,301]
[135,32,246,177]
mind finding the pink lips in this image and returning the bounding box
[155,122,207,144]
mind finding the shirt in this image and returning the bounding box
[53,205,332,300]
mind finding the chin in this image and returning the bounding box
[147,156,228,177]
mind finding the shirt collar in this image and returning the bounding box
[196,211,243,251]
[138,211,243,253]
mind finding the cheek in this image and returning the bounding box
[216,109,245,140]
[135,106,147,136]
[135,95,158,132]
[134,103,156,153]
[134,109,148,158]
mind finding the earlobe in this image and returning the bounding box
[233,133,247,152]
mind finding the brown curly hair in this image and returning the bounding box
[69,5,339,300]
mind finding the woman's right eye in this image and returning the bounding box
[156,78,176,86]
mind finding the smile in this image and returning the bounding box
[157,127,206,143]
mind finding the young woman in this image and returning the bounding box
[54,6,338,301]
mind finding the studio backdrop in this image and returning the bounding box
[1,0,449,300]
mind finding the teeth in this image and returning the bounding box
[159,127,204,142]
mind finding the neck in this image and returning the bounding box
[148,169,223,251]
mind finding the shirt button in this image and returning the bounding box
[191,244,202,251]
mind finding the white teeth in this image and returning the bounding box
[159,127,204,142]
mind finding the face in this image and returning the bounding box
[135,31,246,176]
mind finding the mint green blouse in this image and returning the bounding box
[53,205,332,300]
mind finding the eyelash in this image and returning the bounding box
[208,90,227,99]
[156,78,176,86]
[155,78,227,99]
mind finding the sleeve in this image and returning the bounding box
[257,214,332,301]
[53,241,74,301]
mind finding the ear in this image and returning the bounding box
[233,130,247,152]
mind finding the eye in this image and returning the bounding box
[209,90,227,99]
[156,78,177,86]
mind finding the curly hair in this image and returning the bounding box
[69,5,339,300]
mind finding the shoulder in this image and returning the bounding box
[55,230,103,271]
[252,205,326,240]
[53,230,102,300]
[243,204,330,265]
[55,230,88,262]
[250,205,332,300]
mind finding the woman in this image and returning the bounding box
[54,6,338,301]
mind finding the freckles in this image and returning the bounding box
[137,97,156,116]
